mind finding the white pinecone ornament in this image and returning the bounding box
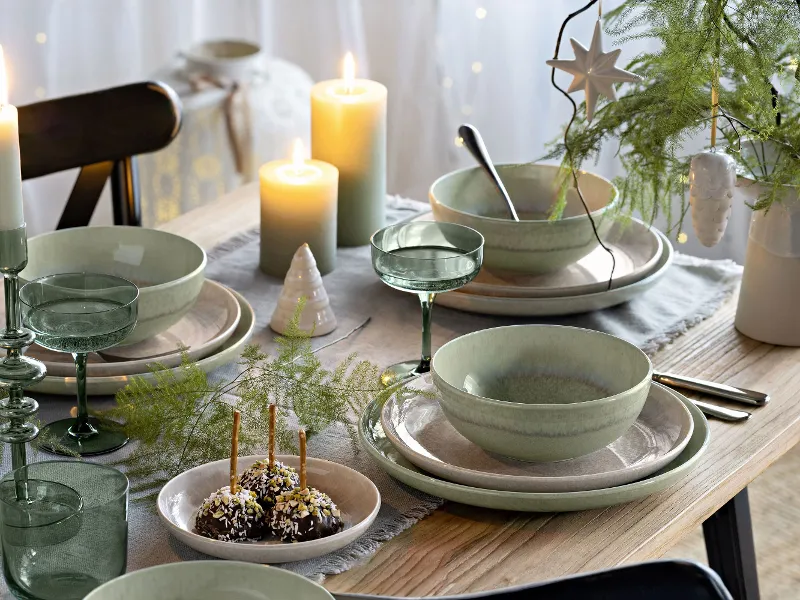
[689,151,737,247]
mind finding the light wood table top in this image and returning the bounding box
[162,185,799,597]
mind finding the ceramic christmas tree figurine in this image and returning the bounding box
[270,244,336,337]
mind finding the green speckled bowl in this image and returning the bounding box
[429,164,618,274]
[431,325,653,462]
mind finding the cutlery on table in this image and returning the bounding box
[689,398,750,422]
[457,123,520,222]
[653,372,768,407]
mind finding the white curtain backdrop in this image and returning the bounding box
[0,0,750,261]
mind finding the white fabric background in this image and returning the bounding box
[0,0,750,261]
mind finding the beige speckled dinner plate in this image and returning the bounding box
[27,279,241,378]
[465,218,663,298]
[435,229,674,317]
[30,287,254,396]
[360,383,710,512]
[381,382,694,493]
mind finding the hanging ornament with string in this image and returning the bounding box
[689,70,737,248]
[546,1,641,122]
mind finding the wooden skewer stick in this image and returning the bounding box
[269,404,276,469]
[230,410,241,492]
[299,429,307,490]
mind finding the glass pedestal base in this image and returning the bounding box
[380,360,430,387]
[37,418,128,456]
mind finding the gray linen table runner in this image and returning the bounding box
[0,197,742,592]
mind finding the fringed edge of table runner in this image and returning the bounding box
[639,254,742,356]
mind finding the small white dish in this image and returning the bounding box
[158,455,381,563]
[436,228,674,317]
[28,280,241,377]
[381,381,693,492]
[84,561,333,600]
[465,218,663,298]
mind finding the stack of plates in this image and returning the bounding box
[26,280,255,396]
[426,216,674,317]
[360,382,709,512]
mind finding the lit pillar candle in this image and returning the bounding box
[311,52,387,247]
[259,139,338,277]
[0,46,24,231]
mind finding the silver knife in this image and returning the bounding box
[653,372,769,407]
[689,398,750,422]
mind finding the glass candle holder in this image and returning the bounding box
[0,461,129,600]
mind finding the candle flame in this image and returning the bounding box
[343,52,355,93]
[0,46,8,105]
[291,138,306,170]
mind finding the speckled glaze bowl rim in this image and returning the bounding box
[431,324,653,409]
[26,226,208,293]
[84,561,334,600]
[429,163,620,224]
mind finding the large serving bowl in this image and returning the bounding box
[23,226,206,345]
[429,163,618,274]
[431,325,652,462]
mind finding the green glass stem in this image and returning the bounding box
[417,293,436,374]
[68,353,97,439]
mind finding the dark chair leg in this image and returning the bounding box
[110,156,142,226]
[703,487,760,600]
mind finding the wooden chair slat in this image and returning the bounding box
[18,81,181,181]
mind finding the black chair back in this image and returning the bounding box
[18,81,182,229]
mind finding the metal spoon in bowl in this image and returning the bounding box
[458,123,520,222]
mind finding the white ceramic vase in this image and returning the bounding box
[734,179,800,346]
[270,244,336,337]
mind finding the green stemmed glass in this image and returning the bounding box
[371,221,484,385]
[19,273,138,456]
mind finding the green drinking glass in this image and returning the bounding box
[0,461,129,600]
[19,273,139,456]
[371,221,484,385]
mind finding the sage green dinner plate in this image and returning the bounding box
[360,383,709,512]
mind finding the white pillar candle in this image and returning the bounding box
[260,139,338,278]
[0,46,23,231]
[311,52,387,247]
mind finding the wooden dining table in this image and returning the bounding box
[161,183,799,600]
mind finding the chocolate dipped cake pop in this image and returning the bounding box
[195,485,265,542]
[238,405,299,510]
[269,430,343,542]
[195,410,265,542]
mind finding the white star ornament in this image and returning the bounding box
[546,20,641,122]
